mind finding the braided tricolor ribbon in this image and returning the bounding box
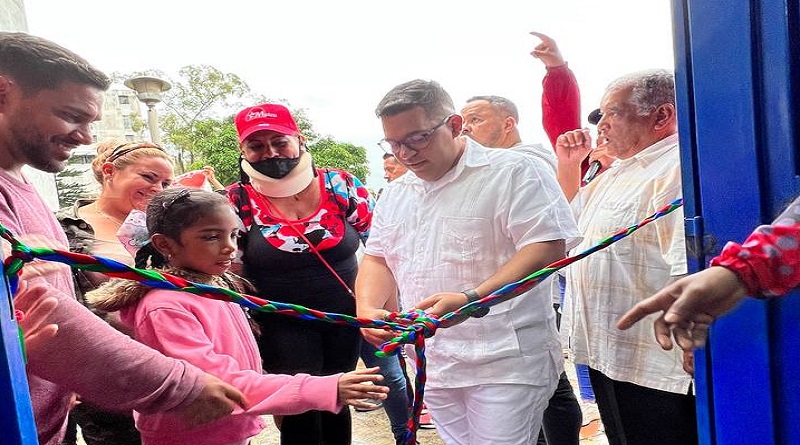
[1,198,683,444]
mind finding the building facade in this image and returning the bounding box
[1,0,63,210]
[59,88,145,200]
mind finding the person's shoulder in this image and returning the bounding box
[56,199,92,222]
[510,143,558,172]
[141,288,196,308]
[466,139,523,165]
[484,144,554,174]
[223,182,247,202]
[136,289,219,323]
[323,168,363,186]
[225,182,244,194]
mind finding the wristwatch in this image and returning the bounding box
[461,289,490,318]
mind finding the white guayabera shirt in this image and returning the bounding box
[563,133,692,394]
[366,138,581,389]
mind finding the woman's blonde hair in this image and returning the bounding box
[90,138,173,185]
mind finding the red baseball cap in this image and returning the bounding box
[235,103,299,142]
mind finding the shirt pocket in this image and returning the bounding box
[378,221,407,261]
[437,216,491,282]
[433,310,522,363]
[595,202,639,259]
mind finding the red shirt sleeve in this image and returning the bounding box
[541,64,588,173]
[710,197,800,297]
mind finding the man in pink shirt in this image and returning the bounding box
[0,32,247,445]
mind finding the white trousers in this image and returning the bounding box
[424,382,555,445]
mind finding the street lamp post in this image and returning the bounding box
[124,76,171,145]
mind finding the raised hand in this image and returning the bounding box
[588,144,615,170]
[530,31,566,68]
[359,308,396,348]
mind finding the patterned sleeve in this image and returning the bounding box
[710,196,800,297]
[326,170,375,242]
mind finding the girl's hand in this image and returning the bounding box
[337,367,388,409]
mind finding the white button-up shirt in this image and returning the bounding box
[365,138,581,388]
[563,133,692,394]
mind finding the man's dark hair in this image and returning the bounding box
[375,79,455,121]
[0,32,110,95]
[382,153,396,160]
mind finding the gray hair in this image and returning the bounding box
[466,95,520,122]
[0,32,109,95]
[606,69,675,115]
[375,79,455,120]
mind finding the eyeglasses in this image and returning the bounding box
[106,142,164,163]
[378,114,455,154]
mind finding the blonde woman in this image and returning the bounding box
[57,138,173,445]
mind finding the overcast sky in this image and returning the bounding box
[23,0,676,188]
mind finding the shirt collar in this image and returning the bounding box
[617,133,679,168]
[395,137,490,191]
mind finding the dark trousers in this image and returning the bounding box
[588,367,698,445]
[536,371,582,445]
[61,402,141,445]
[536,301,582,445]
[258,314,361,445]
[359,341,410,441]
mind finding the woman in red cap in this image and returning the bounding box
[227,103,375,445]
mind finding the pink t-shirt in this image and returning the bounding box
[0,168,205,445]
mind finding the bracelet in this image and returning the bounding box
[461,289,490,318]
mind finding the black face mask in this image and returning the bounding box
[247,157,301,179]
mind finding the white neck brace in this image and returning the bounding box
[241,151,315,198]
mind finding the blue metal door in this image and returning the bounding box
[672,0,800,443]
[0,260,38,443]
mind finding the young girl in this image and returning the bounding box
[87,188,387,445]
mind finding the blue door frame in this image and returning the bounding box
[0,264,37,443]
[672,0,800,443]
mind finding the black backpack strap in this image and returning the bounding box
[324,168,356,216]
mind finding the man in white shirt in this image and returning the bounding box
[460,95,558,174]
[555,70,696,445]
[356,79,580,445]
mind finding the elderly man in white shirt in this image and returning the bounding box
[555,70,696,445]
[356,79,580,445]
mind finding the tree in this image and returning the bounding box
[160,65,251,173]
[114,66,252,173]
[308,138,369,183]
[185,116,240,185]
[114,66,370,186]
[55,168,89,208]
